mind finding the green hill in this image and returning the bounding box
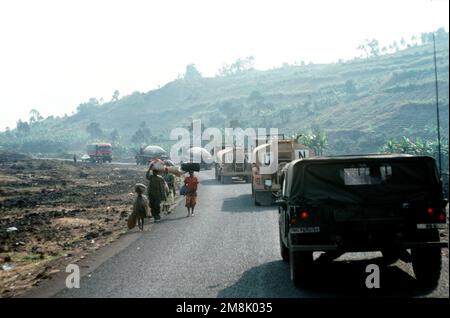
[1,33,448,158]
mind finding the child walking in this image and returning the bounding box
[133,183,149,231]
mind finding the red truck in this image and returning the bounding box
[87,143,113,163]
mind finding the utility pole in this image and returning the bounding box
[432,33,442,178]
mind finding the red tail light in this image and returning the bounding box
[427,207,434,215]
[439,213,446,222]
[300,211,309,220]
[290,217,297,225]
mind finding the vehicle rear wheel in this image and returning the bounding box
[411,247,442,287]
[290,250,313,288]
[279,229,289,262]
[253,192,261,206]
[221,176,231,184]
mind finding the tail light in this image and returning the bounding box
[290,206,310,223]
[424,205,447,223]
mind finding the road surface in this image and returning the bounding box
[47,170,448,298]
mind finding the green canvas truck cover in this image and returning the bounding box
[284,154,441,205]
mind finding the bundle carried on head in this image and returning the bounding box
[181,162,200,172]
[135,183,147,194]
[149,159,182,176]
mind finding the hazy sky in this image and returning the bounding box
[0,0,448,131]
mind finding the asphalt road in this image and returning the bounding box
[54,170,449,298]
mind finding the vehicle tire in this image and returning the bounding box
[411,247,442,287]
[221,176,231,184]
[279,229,289,262]
[254,193,261,206]
[290,250,313,288]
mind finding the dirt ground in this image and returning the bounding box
[0,159,178,298]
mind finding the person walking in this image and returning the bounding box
[162,168,175,214]
[146,164,167,222]
[184,170,199,217]
[132,183,149,231]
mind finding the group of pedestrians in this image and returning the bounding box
[131,163,199,231]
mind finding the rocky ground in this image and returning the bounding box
[0,159,176,297]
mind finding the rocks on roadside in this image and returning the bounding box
[79,171,89,178]
[84,231,99,240]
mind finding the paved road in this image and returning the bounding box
[55,170,449,298]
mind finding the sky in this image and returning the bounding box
[0,0,448,131]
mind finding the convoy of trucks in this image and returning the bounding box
[72,133,450,289]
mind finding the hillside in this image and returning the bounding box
[1,35,448,157]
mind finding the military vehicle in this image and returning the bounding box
[278,154,448,287]
[214,146,252,184]
[86,143,112,163]
[135,145,168,165]
[252,136,312,205]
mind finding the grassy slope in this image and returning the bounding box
[2,39,449,155]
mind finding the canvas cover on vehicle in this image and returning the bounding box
[284,155,441,205]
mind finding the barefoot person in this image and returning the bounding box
[184,171,199,217]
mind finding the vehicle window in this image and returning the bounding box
[341,165,392,185]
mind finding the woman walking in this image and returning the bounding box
[183,170,199,217]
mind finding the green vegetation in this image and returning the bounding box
[297,131,328,156]
[380,136,449,170]
[0,30,448,166]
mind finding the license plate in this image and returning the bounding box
[291,226,320,234]
[416,223,447,229]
